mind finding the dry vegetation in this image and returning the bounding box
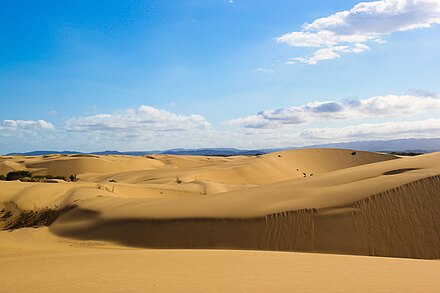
[0,201,69,230]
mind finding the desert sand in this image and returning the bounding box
[1,148,440,291]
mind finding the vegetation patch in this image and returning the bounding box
[5,170,32,181]
[0,202,71,230]
[0,171,78,183]
[96,183,115,193]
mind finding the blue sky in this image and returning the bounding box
[1,0,440,153]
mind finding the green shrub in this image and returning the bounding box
[4,171,66,183]
[0,175,5,181]
[6,171,32,181]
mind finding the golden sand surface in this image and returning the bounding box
[1,149,439,291]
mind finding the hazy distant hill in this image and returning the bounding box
[5,148,263,156]
[5,150,82,156]
[301,138,440,153]
[5,138,440,156]
[162,148,264,156]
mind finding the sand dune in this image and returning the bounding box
[1,149,440,285]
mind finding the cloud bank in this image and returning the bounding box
[226,93,440,128]
[300,119,440,141]
[62,105,212,149]
[1,92,440,152]
[278,0,440,64]
[65,105,210,133]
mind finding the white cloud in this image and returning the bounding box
[0,120,55,147]
[287,44,371,64]
[63,105,212,148]
[0,120,56,152]
[278,0,440,64]
[254,67,274,73]
[65,105,210,133]
[225,93,440,128]
[300,118,440,141]
[0,119,54,133]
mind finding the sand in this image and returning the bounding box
[1,229,440,293]
[1,148,440,291]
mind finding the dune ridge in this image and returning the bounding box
[48,175,440,259]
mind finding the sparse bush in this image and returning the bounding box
[0,175,5,181]
[96,183,115,193]
[109,179,116,183]
[0,202,69,230]
[33,175,66,181]
[19,177,43,183]
[69,174,77,182]
[0,209,12,221]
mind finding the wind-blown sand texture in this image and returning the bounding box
[1,148,440,291]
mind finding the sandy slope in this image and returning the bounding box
[1,228,440,293]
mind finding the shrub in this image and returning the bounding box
[4,171,67,183]
[0,202,70,230]
[0,175,5,181]
[6,171,32,181]
[69,174,77,182]
[19,177,60,183]
[96,183,115,193]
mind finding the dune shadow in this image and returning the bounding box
[382,168,419,175]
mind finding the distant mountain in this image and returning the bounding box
[5,137,440,156]
[4,148,263,156]
[5,150,81,156]
[90,150,157,156]
[302,138,440,153]
[161,148,265,156]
